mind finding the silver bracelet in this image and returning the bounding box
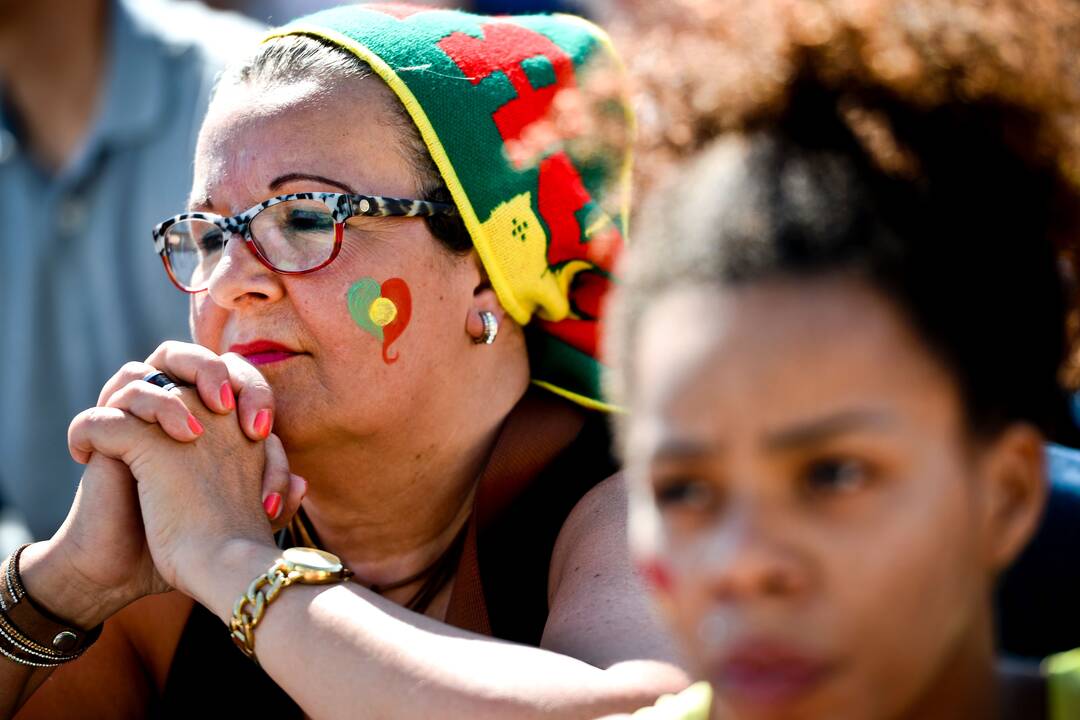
[0,641,62,669]
[4,544,28,606]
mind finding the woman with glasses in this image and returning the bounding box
[0,6,687,718]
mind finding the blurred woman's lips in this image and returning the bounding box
[710,640,836,707]
[228,340,302,366]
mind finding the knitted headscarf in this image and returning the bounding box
[268,3,633,411]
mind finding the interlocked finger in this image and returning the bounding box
[104,382,203,442]
[146,342,275,440]
[68,406,158,465]
[97,361,162,407]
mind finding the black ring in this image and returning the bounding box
[142,371,180,392]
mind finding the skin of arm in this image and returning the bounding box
[30,365,690,718]
[13,592,192,719]
[0,356,295,719]
[191,479,689,720]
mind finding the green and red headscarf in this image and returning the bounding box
[269,3,633,411]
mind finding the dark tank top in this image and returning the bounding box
[153,390,617,717]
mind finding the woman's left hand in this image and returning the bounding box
[68,385,280,601]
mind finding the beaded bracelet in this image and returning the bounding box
[0,544,103,668]
[0,543,28,612]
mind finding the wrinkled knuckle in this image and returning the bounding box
[145,344,169,365]
[186,352,226,383]
[208,356,231,378]
[105,383,140,408]
[119,360,150,380]
[251,380,274,399]
[224,353,267,385]
[155,339,184,357]
[166,392,194,416]
[82,406,119,428]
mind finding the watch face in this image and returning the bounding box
[282,547,346,583]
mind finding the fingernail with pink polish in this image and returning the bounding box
[187,414,204,436]
[263,492,282,520]
[253,409,272,438]
[219,382,235,411]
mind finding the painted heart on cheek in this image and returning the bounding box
[378,278,412,364]
[347,278,383,337]
[346,277,413,365]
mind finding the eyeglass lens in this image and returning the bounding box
[164,198,338,290]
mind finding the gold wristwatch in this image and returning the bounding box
[230,547,352,662]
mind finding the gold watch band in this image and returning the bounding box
[229,548,350,663]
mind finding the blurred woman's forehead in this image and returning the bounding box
[629,278,964,446]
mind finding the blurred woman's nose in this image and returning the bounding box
[699,503,812,602]
[205,231,284,309]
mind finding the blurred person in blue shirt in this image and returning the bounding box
[0,0,261,543]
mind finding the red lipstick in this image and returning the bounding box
[228,340,301,366]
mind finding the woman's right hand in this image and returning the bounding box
[86,341,307,531]
[35,343,304,626]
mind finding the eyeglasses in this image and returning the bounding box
[152,192,457,293]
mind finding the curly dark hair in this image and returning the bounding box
[610,0,1080,196]
[606,0,1080,443]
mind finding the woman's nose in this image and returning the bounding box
[205,231,285,309]
[700,508,812,602]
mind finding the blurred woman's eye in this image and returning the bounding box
[801,457,871,496]
[653,476,716,512]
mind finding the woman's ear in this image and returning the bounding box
[465,261,512,342]
[978,423,1048,573]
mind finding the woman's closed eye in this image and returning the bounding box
[195,227,226,255]
[284,208,335,234]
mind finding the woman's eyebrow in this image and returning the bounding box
[650,438,722,463]
[762,410,896,451]
[269,173,357,193]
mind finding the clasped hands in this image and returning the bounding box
[55,341,305,623]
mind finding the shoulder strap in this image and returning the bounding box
[444,388,587,635]
[475,387,587,528]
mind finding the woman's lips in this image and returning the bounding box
[228,340,301,366]
[709,641,836,707]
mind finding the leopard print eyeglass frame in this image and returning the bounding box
[151,192,457,293]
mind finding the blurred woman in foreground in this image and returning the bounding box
[607,0,1080,717]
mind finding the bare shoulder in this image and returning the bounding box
[543,473,687,691]
[548,472,629,601]
[16,592,194,718]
